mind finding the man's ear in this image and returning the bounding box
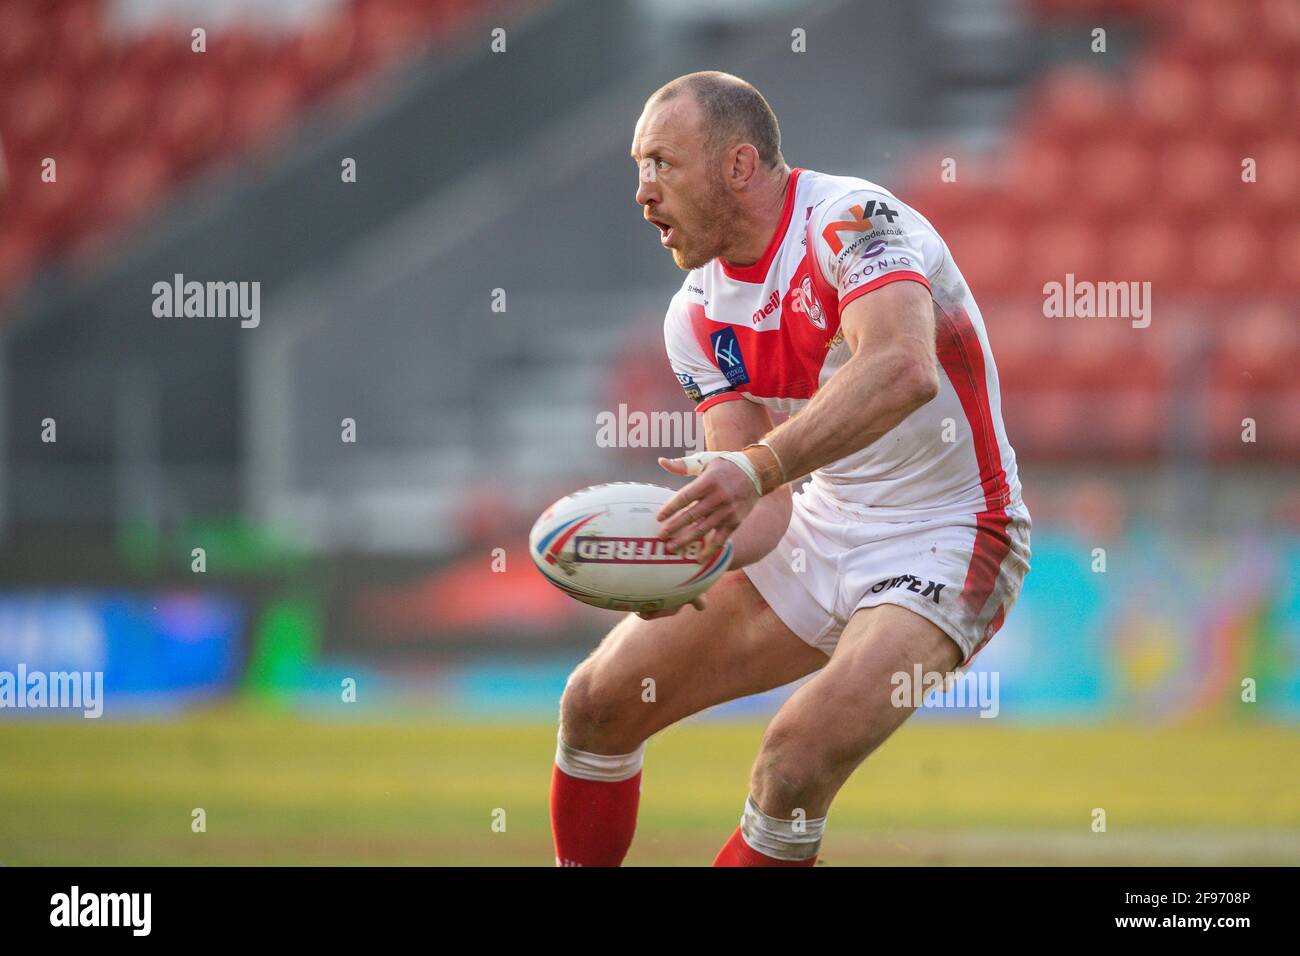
[726,143,759,192]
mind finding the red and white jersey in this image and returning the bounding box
[664,167,1026,524]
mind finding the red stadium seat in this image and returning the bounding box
[95,147,175,229]
[1245,138,1300,222]
[1130,55,1205,137]
[1023,218,1104,288]
[982,299,1060,391]
[1176,0,1252,56]
[128,26,194,84]
[53,0,108,80]
[1260,0,1300,53]
[205,23,275,83]
[156,74,229,177]
[1275,223,1300,292]
[1157,138,1232,213]
[1075,139,1153,211]
[3,75,76,156]
[943,220,1020,300]
[357,0,436,65]
[1103,217,1185,292]
[79,74,152,154]
[1029,68,1119,140]
[1211,57,1288,135]
[23,149,97,256]
[1002,137,1072,210]
[228,67,305,153]
[1210,301,1299,389]
[1189,221,1269,294]
[293,14,364,101]
[0,4,50,82]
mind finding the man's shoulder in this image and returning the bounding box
[799,168,900,218]
[664,272,707,339]
[666,271,706,312]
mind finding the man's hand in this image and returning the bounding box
[654,454,761,562]
[636,595,707,621]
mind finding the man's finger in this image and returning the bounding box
[656,480,707,522]
[667,507,730,553]
[657,456,689,476]
[695,529,731,566]
[658,494,717,537]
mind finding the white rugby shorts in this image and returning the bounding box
[742,483,1031,667]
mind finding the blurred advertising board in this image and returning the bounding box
[0,591,245,718]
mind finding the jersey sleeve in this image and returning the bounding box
[808,189,938,312]
[663,286,744,413]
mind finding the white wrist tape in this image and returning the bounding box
[678,450,763,496]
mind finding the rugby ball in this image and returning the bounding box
[529,482,733,612]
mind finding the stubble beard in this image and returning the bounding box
[671,175,734,271]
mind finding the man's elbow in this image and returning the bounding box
[893,355,940,410]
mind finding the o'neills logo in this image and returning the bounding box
[574,536,702,563]
[751,289,779,326]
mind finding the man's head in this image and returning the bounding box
[631,71,786,270]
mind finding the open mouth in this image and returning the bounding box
[647,216,675,247]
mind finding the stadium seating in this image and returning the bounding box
[4,0,1295,472]
[0,0,501,302]
[890,0,1300,462]
[599,0,1299,466]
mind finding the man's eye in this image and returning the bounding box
[656,160,670,171]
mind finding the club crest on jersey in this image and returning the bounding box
[786,274,826,331]
[709,328,750,386]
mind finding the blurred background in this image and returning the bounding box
[0,0,1297,865]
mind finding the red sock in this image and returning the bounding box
[712,826,817,867]
[550,765,642,867]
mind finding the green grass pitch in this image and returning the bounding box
[1,709,1297,865]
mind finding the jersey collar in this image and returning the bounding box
[719,167,803,283]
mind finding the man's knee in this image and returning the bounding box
[750,717,850,817]
[558,656,646,754]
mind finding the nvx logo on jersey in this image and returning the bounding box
[709,327,750,386]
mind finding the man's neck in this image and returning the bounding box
[720,166,793,268]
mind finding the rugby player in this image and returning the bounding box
[550,71,1031,866]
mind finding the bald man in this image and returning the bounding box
[550,71,1031,867]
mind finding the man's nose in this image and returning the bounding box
[636,172,659,207]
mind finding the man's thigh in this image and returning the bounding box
[561,569,828,753]
[753,603,961,817]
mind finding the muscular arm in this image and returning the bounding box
[763,279,939,483]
